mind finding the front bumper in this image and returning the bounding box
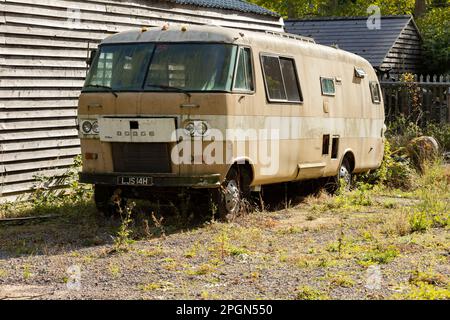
[79,172,222,189]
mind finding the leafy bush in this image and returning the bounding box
[358,139,416,190]
[398,282,450,300]
[417,7,450,74]
[359,245,399,266]
[409,210,432,233]
[388,114,450,153]
[408,163,450,232]
[386,116,423,151]
[362,115,449,190]
[296,286,329,300]
[423,122,450,152]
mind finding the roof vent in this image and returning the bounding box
[355,67,367,79]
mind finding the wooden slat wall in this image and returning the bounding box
[381,20,424,75]
[0,0,283,202]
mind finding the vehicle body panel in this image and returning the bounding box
[78,25,385,189]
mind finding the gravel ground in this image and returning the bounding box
[0,190,449,300]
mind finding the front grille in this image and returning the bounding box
[112,143,172,173]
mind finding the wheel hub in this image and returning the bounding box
[340,165,351,186]
[224,180,241,214]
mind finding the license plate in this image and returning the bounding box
[117,176,154,186]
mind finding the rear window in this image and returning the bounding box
[261,55,303,103]
[370,81,381,104]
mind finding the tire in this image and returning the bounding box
[337,158,352,190]
[326,158,353,194]
[213,167,251,221]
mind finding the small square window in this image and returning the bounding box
[370,82,381,104]
[321,77,335,96]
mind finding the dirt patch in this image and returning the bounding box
[275,210,340,232]
[0,190,448,300]
[0,285,54,300]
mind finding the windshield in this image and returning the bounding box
[84,43,238,93]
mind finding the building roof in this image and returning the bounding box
[167,0,280,17]
[285,15,419,68]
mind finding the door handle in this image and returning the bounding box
[88,103,103,109]
[180,104,200,109]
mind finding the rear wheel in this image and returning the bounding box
[337,158,352,190]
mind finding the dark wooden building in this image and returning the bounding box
[285,15,425,77]
[0,0,282,202]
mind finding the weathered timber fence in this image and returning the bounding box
[381,74,450,124]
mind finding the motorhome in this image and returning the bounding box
[78,25,385,218]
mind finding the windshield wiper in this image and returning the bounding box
[146,84,191,98]
[85,84,118,98]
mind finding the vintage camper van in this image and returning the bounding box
[78,25,385,217]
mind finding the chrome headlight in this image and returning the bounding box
[80,119,99,136]
[184,122,196,137]
[92,121,100,134]
[81,120,93,134]
[184,121,209,137]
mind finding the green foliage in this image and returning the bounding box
[358,138,417,190]
[423,122,450,152]
[387,115,423,150]
[27,155,93,215]
[249,0,417,18]
[327,272,356,288]
[66,156,94,202]
[313,183,374,213]
[409,209,433,232]
[416,7,450,74]
[113,204,136,253]
[408,163,450,232]
[296,285,329,300]
[385,83,450,154]
[397,282,450,300]
[409,269,449,287]
[249,1,448,72]
[358,245,400,265]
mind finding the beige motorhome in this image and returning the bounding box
[78,25,385,217]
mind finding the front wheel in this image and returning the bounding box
[94,185,127,218]
[212,167,251,221]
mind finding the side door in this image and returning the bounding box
[260,54,304,180]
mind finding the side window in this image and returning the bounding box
[370,81,381,104]
[321,77,336,96]
[261,55,286,100]
[261,55,303,103]
[233,47,254,92]
[90,52,114,87]
[280,58,303,102]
